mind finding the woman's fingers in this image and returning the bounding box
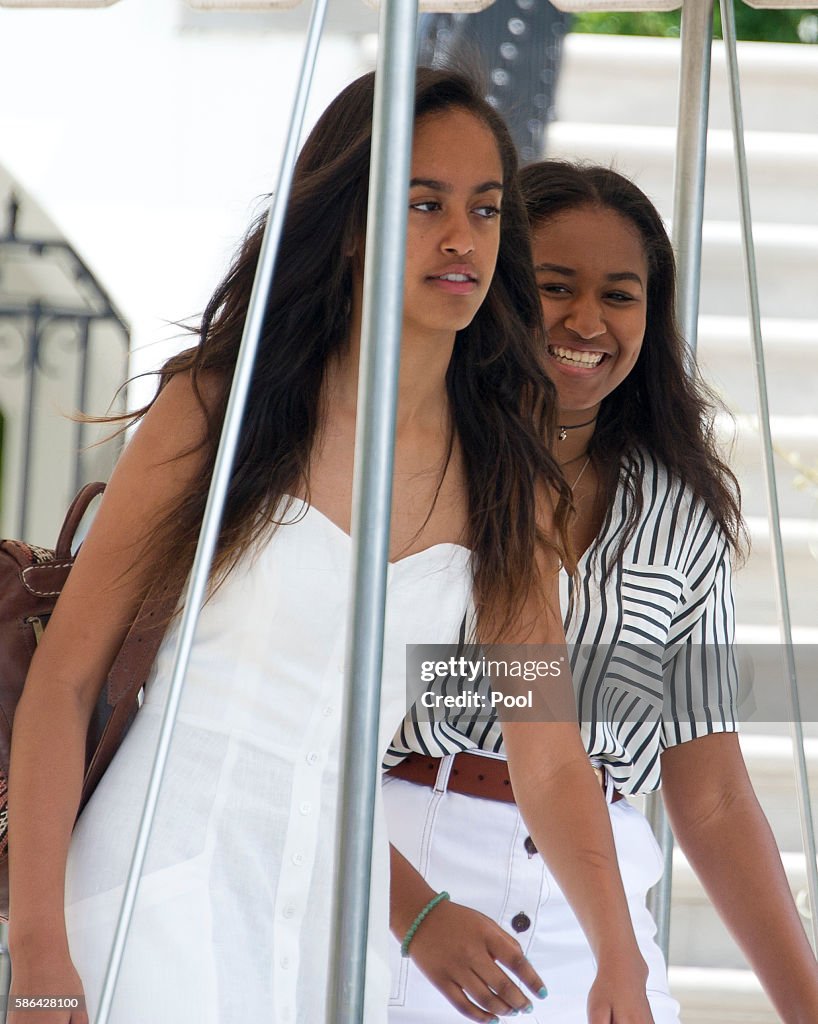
[438,978,506,1023]
[491,935,547,1000]
[408,899,549,1019]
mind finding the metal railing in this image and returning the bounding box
[1,0,815,1020]
[643,0,818,958]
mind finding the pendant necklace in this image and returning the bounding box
[558,415,598,442]
[570,457,591,490]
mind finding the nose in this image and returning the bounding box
[440,209,475,257]
[564,295,606,340]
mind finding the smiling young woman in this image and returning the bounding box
[384,161,818,1024]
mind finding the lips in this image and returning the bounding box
[427,266,479,295]
[427,264,477,283]
[547,345,608,368]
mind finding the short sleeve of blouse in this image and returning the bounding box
[661,504,739,748]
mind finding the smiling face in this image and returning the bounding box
[401,108,504,342]
[532,204,648,420]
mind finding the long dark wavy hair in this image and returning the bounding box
[519,160,746,567]
[121,69,572,640]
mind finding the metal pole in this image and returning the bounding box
[647,0,716,960]
[327,1,418,1020]
[719,0,818,951]
[73,318,91,494]
[672,0,714,357]
[18,308,42,538]
[0,921,10,1024]
[93,0,329,1018]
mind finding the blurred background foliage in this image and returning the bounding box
[572,7,818,43]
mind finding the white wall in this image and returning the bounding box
[0,0,374,407]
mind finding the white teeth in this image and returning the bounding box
[549,345,605,367]
[438,273,471,282]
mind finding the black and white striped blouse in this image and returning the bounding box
[385,449,739,795]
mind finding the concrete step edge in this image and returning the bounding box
[671,848,810,902]
[735,624,818,643]
[698,220,818,250]
[562,32,818,78]
[667,963,766,999]
[696,315,818,353]
[738,732,818,766]
[667,965,774,1023]
[745,516,818,543]
[548,121,818,161]
[716,412,818,439]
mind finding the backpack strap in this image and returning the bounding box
[80,580,180,808]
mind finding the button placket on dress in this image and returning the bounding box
[270,634,344,1020]
[500,814,549,955]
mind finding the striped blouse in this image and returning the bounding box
[385,449,739,795]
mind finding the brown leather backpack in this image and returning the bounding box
[0,482,173,920]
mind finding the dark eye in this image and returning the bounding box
[606,291,637,303]
[474,204,502,219]
[538,283,571,296]
[410,200,441,213]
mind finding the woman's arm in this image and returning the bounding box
[496,526,653,1023]
[7,372,216,1019]
[503,720,652,1024]
[389,843,546,1022]
[662,731,818,1024]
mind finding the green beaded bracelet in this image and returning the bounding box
[400,891,450,958]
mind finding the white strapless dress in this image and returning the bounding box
[65,499,472,1024]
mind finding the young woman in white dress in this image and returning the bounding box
[385,162,818,1023]
[7,84,656,1024]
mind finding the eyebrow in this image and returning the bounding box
[409,178,504,194]
[534,262,644,288]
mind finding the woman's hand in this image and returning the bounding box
[408,898,547,1022]
[8,951,89,1024]
[587,956,654,1024]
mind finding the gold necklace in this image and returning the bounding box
[570,457,591,490]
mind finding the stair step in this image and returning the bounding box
[697,316,818,355]
[668,966,774,1023]
[735,625,818,643]
[715,413,818,520]
[733,523,817,630]
[696,221,818,319]
[737,735,818,852]
[668,847,811,970]
[696,317,818,425]
[546,122,818,224]
[557,34,818,134]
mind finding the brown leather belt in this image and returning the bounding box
[386,751,624,806]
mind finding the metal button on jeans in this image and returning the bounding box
[511,912,531,933]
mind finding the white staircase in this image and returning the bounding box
[549,32,818,1023]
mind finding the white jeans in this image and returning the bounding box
[384,757,681,1024]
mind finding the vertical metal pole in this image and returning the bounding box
[672,0,714,357]
[647,0,716,960]
[73,318,91,494]
[18,308,42,537]
[93,1,329,1019]
[327,2,418,1021]
[0,920,10,1023]
[719,0,818,951]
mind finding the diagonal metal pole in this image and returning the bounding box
[327,1,419,1020]
[719,0,818,951]
[647,0,716,961]
[93,0,330,1019]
